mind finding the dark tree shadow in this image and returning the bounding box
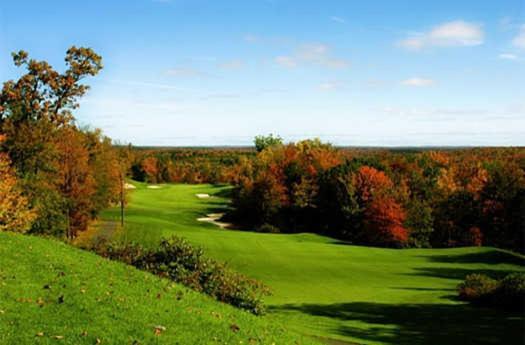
[404,267,521,281]
[420,250,525,266]
[272,302,525,345]
[210,186,234,199]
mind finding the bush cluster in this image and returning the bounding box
[457,272,525,311]
[93,236,270,315]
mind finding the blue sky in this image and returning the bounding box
[1,0,524,146]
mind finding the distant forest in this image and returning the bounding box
[130,141,525,252]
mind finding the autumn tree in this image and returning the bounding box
[0,47,102,175]
[363,195,408,247]
[141,156,160,183]
[0,135,36,232]
[56,127,96,239]
[0,47,103,235]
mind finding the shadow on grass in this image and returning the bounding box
[210,185,234,199]
[420,250,525,266]
[272,302,525,345]
[405,267,521,281]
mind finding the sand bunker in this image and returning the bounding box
[197,213,232,229]
[147,185,161,189]
[124,183,136,190]
[195,193,210,198]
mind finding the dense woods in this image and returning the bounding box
[227,139,525,252]
[129,147,254,184]
[0,47,127,238]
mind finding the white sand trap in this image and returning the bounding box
[197,213,232,229]
[147,185,161,189]
[124,183,136,190]
[196,193,210,199]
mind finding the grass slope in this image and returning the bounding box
[99,183,525,345]
[0,231,319,345]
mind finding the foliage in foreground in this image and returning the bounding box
[90,236,270,315]
[0,231,316,345]
[458,272,525,311]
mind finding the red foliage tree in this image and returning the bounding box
[363,196,408,247]
[354,166,409,247]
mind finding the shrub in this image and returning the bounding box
[257,223,280,233]
[457,273,499,303]
[92,236,270,314]
[497,273,525,311]
[457,272,525,311]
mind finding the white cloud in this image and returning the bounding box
[399,20,484,50]
[275,43,350,69]
[512,25,525,48]
[218,59,245,70]
[330,16,346,24]
[275,56,297,68]
[401,77,435,87]
[498,53,518,60]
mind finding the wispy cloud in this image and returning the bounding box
[378,104,525,121]
[275,43,350,69]
[200,93,241,100]
[105,79,190,91]
[401,77,435,87]
[318,81,344,91]
[498,53,518,60]
[275,56,298,68]
[330,16,346,24]
[512,24,525,48]
[166,67,210,78]
[398,20,484,50]
[243,34,259,43]
[218,59,245,70]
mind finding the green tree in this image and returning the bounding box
[254,134,283,152]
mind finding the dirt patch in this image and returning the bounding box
[195,193,210,198]
[125,183,136,190]
[147,185,161,189]
[197,213,233,229]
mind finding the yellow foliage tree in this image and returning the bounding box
[0,136,36,232]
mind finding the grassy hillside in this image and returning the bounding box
[0,231,319,345]
[95,182,525,345]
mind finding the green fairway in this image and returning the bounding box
[0,231,319,345]
[99,182,525,345]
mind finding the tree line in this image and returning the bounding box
[228,138,525,252]
[125,137,524,252]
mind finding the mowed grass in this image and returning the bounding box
[0,231,320,345]
[100,182,525,345]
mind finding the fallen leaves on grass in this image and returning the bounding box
[154,325,166,336]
